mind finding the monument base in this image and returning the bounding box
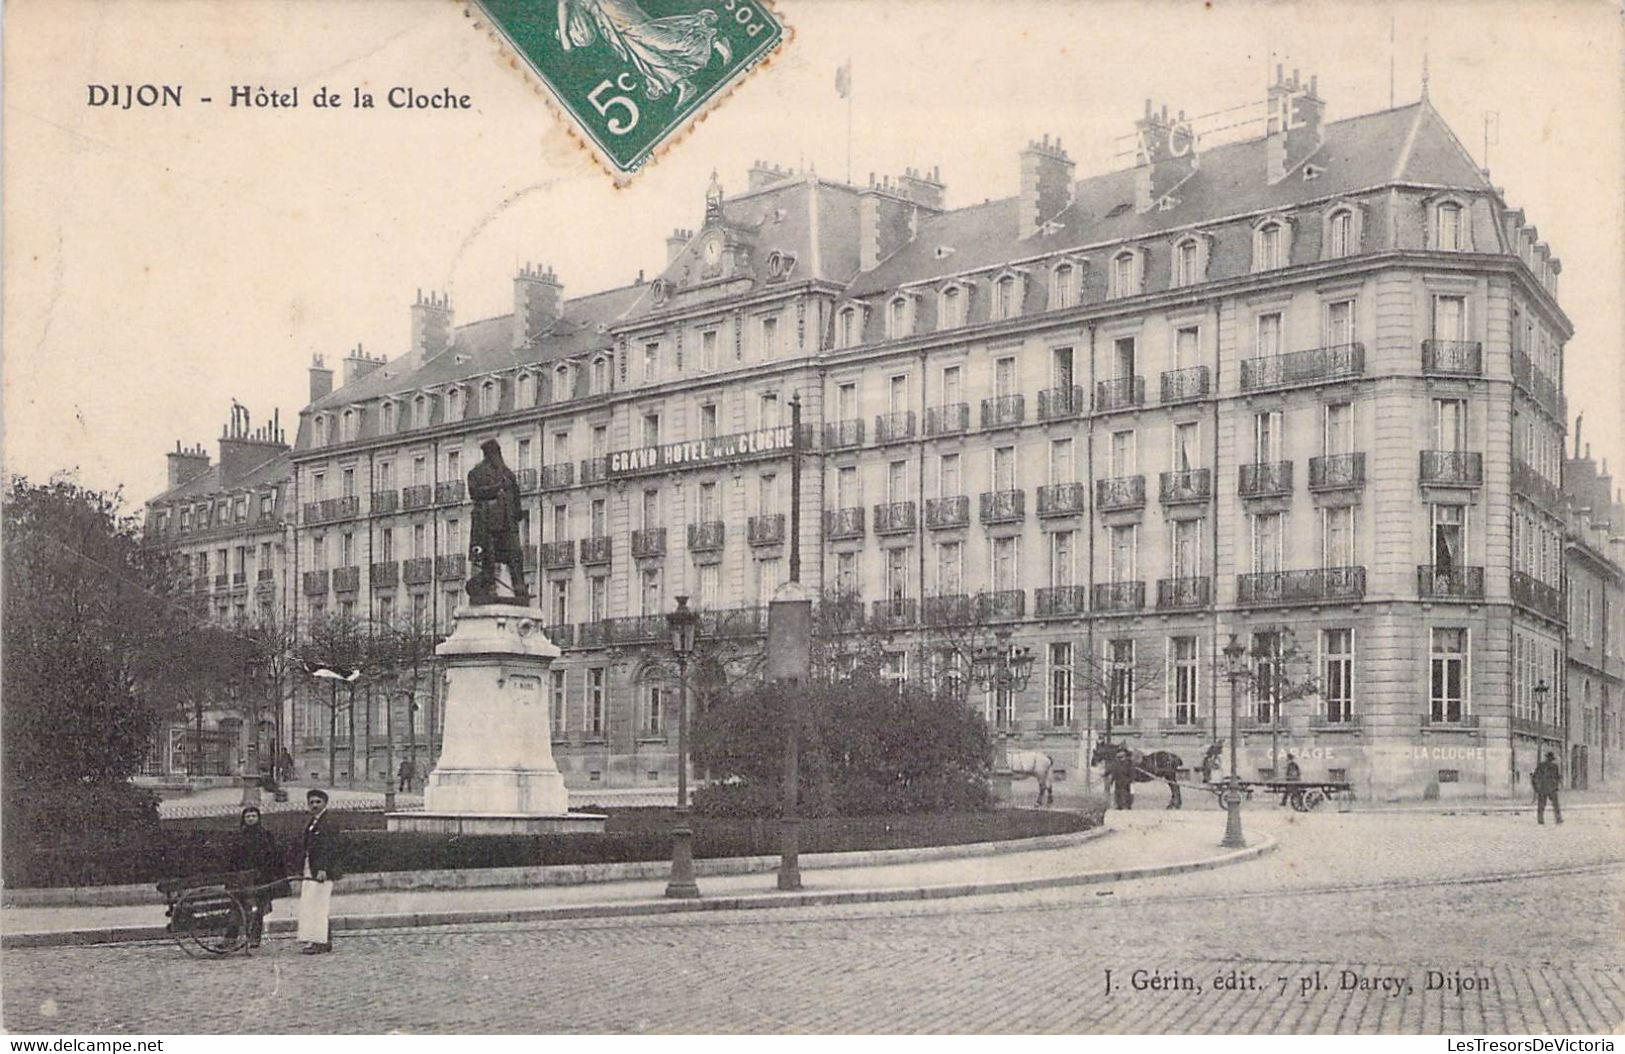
[385,811,607,835]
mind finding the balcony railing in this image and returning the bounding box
[232,571,247,588]
[700,606,769,639]
[1237,566,1367,607]
[332,566,360,592]
[1036,482,1087,517]
[606,615,666,645]
[371,561,399,588]
[925,403,970,436]
[1418,565,1485,600]
[823,419,865,449]
[874,501,918,535]
[1241,342,1364,391]
[1511,571,1563,621]
[823,507,864,540]
[631,527,667,558]
[1239,460,1293,498]
[434,481,465,505]
[1160,468,1212,505]
[1157,576,1212,610]
[923,594,976,626]
[1160,366,1211,404]
[870,597,917,629]
[1036,386,1085,421]
[1513,350,1565,419]
[980,589,1025,622]
[544,623,575,648]
[1309,453,1366,492]
[541,540,576,569]
[403,557,434,584]
[924,495,969,529]
[371,490,399,514]
[435,554,466,580]
[578,456,608,485]
[687,521,725,551]
[401,484,432,510]
[516,468,539,493]
[257,567,275,583]
[304,496,360,525]
[875,411,916,445]
[302,570,329,595]
[1420,450,1483,487]
[1092,581,1145,613]
[540,463,574,490]
[980,489,1025,524]
[1035,585,1088,617]
[748,514,785,546]
[1095,475,1145,512]
[577,620,609,648]
[1512,460,1561,510]
[981,394,1026,429]
[214,573,230,589]
[1095,376,1145,412]
[1422,712,1480,731]
[580,536,612,565]
[1422,339,1483,377]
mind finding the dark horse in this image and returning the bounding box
[1091,740,1186,809]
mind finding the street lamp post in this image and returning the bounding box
[1533,678,1550,778]
[971,628,1036,790]
[1221,634,1249,849]
[664,595,700,899]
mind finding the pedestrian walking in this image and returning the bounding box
[397,757,416,793]
[296,788,342,954]
[1279,753,1301,806]
[1532,751,1563,825]
[229,806,288,948]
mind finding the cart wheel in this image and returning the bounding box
[1290,790,1309,812]
[174,888,249,958]
[1302,788,1327,812]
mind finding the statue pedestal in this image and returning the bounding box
[386,603,605,836]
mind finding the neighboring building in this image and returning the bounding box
[1563,429,1624,789]
[284,69,1570,800]
[143,403,293,779]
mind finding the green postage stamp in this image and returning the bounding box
[474,0,786,177]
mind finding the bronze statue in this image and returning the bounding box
[466,438,530,605]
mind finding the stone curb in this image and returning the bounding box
[0,830,1278,949]
[1,826,1105,909]
[1351,802,1623,816]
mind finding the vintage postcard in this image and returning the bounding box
[2,0,1622,1040]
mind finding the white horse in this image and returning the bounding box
[1006,750,1054,806]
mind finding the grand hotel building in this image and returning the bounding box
[151,71,1575,800]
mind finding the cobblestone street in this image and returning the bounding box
[5,808,1621,1033]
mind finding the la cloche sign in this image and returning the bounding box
[607,425,798,478]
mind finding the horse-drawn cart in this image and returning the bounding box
[1203,779,1354,812]
[156,869,289,958]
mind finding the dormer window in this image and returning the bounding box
[179,508,192,532]
[480,379,499,415]
[1172,237,1206,288]
[1108,250,1141,299]
[340,409,357,442]
[314,415,330,446]
[937,284,968,330]
[991,274,1022,321]
[835,306,860,349]
[516,373,535,408]
[1437,202,1464,251]
[412,394,430,428]
[1050,261,1078,310]
[446,386,465,421]
[553,364,572,403]
[591,356,610,394]
[1252,219,1289,272]
[1326,208,1357,260]
[381,401,396,434]
[885,296,913,340]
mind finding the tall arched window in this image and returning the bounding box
[480,380,498,415]
[1436,202,1464,250]
[938,285,965,330]
[591,356,609,393]
[836,307,858,348]
[886,297,911,339]
[340,409,356,442]
[447,387,464,421]
[1173,239,1202,287]
[1050,263,1077,309]
[1253,221,1286,271]
[413,395,429,428]
[516,373,534,408]
[554,364,571,403]
[381,402,396,434]
[1108,251,1140,298]
[992,275,1018,320]
[1327,209,1355,259]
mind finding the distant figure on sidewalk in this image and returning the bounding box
[230,806,287,948]
[297,789,342,954]
[397,757,416,793]
[1279,753,1301,806]
[1532,751,1563,825]
[1109,746,1135,810]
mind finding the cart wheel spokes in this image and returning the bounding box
[1303,788,1327,812]
[174,888,249,958]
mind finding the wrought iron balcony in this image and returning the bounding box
[923,594,975,626]
[1160,468,1212,505]
[981,394,1026,429]
[372,490,400,514]
[1160,366,1211,404]
[403,556,434,584]
[331,566,359,592]
[257,567,275,583]
[1422,712,1480,730]
[1157,576,1211,610]
[434,481,465,505]
[1422,339,1483,377]
[1418,565,1485,600]
[605,614,666,645]
[980,589,1025,621]
[1512,460,1561,510]
[1419,450,1483,487]
[544,623,575,648]
[1036,482,1087,517]
[1036,386,1085,421]
[924,496,969,529]
[700,606,769,639]
[214,573,230,589]
[541,540,576,569]
[1239,460,1293,498]
[580,536,612,565]
[435,554,466,580]
[875,411,916,445]
[578,456,608,485]
[576,620,609,648]
[1241,342,1364,391]
[687,521,725,551]
[631,527,667,558]
[1237,566,1366,607]
[232,571,247,588]
[925,402,970,436]
[1092,581,1145,613]
[516,468,539,493]
[1511,571,1563,621]
[1309,453,1366,492]
[541,463,574,490]
[1513,351,1564,419]
[823,507,864,540]
[1035,585,1088,617]
[1094,376,1145,412]
[747,514,785,546]
[302,569,329,595]
[1095,475,1145,512]
[980,489,1025,524]
[823,419,865,449]
[370,561,399,587]
[304,496,360,525]
[874,501,918,534]
[870,597,918,629]
[401,484,432,510]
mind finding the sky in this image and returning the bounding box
[5,0,1622,505]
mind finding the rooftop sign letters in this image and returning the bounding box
[607,425,796,478]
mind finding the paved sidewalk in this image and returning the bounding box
[2,811,1270,945]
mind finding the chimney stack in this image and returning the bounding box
[666,228,694,264]
[1134,100,1199,213]
[858,183,921,272]
[309,353,334,403]
[342,342,386,386]
[166,440,211,488]
[512,264,563,348]
[1018,135,1074,239]
[218,403,290,483]
[1265,67,1326,185]
[747,160,795,191]
[410,289,454,358]
[895,166,946,211]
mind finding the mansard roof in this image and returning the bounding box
[149,449,292,506]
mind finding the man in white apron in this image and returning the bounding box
[297,788,339,953]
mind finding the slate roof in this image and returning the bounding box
[149,448,293,506]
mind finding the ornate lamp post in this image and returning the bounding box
[664,595,701,899]
[969,628,1036,697]
[1533,679,1550,775]
[1221,634,1249,849]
